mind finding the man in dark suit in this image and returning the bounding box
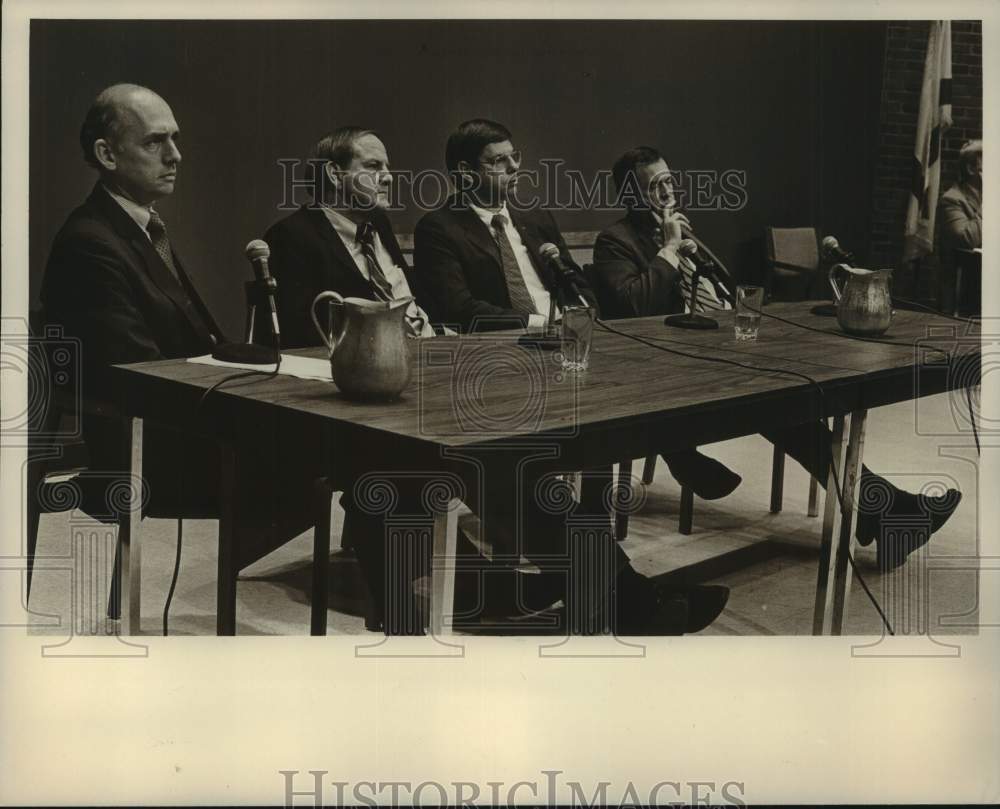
[414,118,597,334]
[264,127,435,349]
[41,83,224,512]
[938,139,982,316]
[413,120,730,633]
[593,146,962,571]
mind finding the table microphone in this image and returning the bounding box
[813,236,854,317]
[211,239,281,365]
[664,240,727,330]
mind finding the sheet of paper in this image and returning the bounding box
[187,353,332,381]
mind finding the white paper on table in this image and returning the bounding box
[187,353,332,381]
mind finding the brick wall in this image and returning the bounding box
[870,20,982,302]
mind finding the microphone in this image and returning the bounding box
[814,236,853,317]
[821,236,855,266]
[677,239,734,305]
[538,242,590,308]
[246,239,281,343]
[210,239,281,365]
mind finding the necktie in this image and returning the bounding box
[356,220,427,337]
[355,221,395,302]
[491,214,537,316]
[147,209,180,281]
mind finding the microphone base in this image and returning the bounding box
[810,303,837,317]
[212,342,279,365]
[517,333,561,351]
[663,314,720,330]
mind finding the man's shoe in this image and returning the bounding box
[854,476,962,570]
[613,583,729,635]
[663,449,742,500]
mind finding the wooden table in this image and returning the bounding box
[108,302,980,636]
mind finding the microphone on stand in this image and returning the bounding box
[538,242,591,309]
[813,235,854,317]
[664,240,729,330]
[211,239,281,365]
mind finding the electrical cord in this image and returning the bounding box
[595,319,892,633]
[162,340,283,636]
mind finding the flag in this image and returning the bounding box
[903,20,953,262]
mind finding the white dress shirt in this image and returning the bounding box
[320,206,436,338]
[470,202,557,330]
[102,184,154,239]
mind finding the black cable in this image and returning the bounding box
[162,338,283,635]
[595,319,891,632]
[891,295,980,326]
[967,384,981,455]
[162,518,183,636]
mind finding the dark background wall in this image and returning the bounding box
[30,19,886,336]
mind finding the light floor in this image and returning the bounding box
[24,391,982,637]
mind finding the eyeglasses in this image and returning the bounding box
[479,150,521,169]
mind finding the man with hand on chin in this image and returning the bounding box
[593,146,962,572]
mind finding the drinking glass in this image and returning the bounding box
[735,285,764,341]
[560,305,595,371]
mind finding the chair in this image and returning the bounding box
[765,227,822,302]
[614,443,821,541]
[951,248,982,317]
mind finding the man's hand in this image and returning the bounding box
[654,207,691,252]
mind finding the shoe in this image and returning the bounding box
[855,477,962,570]
[613,582,729,635]
[662,449,742,500]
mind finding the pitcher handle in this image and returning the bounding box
[828,263,849,303]
[311,291,345,354]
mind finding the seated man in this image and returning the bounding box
[414,119,732,631]
[938,139,982,316]
[263,126,435,348]
[42,83,225,514]
[41,84,319,615]
[593,145,962,571]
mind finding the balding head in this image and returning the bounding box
[79,83,182,205]
[80,84,162,168]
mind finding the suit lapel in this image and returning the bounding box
[89,185,216,343]
[455,205,501,266]
[302,205,374,290]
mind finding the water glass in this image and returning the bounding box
[735,285,764,341]
[560,305,595,371]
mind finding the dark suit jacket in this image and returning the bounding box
[263,204,417,348]
[41,183,224,512]
[939,182,982,252]
[414,198,596,333]
[591,210,731,319]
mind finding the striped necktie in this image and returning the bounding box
[491,214,537,316]
[356,220,427,337]
[147,209,180,281]
[355,221,395,301]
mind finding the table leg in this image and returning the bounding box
[813,415,846,635]
[216,442,238,635]
[310,479,333,636]
[118,417,143,635]
[812,410,867,635]
[430,498,459,636]
[831,410,867,634]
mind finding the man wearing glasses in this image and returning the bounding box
[592,145,963,572]
[414,118,596,333]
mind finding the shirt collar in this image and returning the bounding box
[102,183,153,233]
[470,201,510,228]
[319,205,366,246]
